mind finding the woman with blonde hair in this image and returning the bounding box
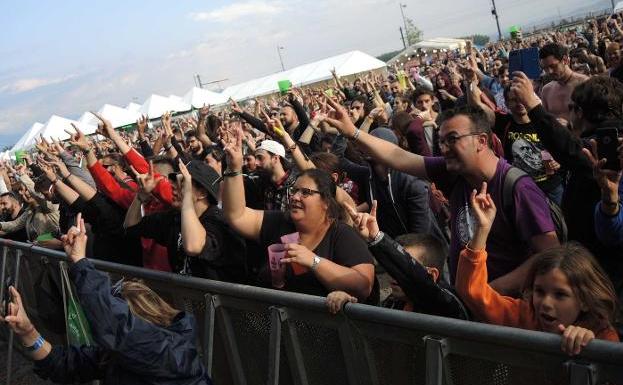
[1,213,212,385]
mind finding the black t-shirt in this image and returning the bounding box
[258,211,374,297]
[126,206,248,283]
[494,112,562,193]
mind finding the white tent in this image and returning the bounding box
[38,115,97,141]
[78,104,140,128]
[183,87,228,108]
[139,94,191,118]
[168,95,192,113]
[126,102,142,113]
[387,37,467,66]
[11,122,44,151]
[221,50,387,101]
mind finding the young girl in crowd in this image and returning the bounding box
[456,182,619,355]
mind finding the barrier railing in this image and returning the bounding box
[1,238,622,385]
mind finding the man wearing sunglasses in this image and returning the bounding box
[124,160,247,283]
[324,99,559,297]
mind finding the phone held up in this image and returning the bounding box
[596,128,621,171]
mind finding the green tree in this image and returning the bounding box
[405,17,422,45]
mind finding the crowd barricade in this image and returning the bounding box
[1,238,622,385]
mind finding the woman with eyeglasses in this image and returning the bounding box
[221,126,376,302]
[1,213,213,385]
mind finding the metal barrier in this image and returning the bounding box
[1,238,622,385]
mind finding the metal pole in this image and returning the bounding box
[399,27,407,49]
[277,46,285,72]
[399,3,409,46]
[491,0,503,41]
[6,250,22,385]
[612,0,616,12]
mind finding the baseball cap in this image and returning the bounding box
[185,160,220,203]
[256,140,286,158]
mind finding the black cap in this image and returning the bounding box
[185,160,220,203]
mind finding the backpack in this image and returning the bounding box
[502,167,568,243]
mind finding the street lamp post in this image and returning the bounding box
[399,3,409,46]
[491,0,503,41]
[277,46,285,72]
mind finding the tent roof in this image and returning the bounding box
[126,102,142,113]
[38,115,97,141]
[183,87,228,108]
[168,95,192,113]
[11,122,44,151]
[138,94,191,118]
[79,104,140,128]
[386,37,467,65]
[222,50,386,100]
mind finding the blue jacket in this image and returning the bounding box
[34,259,212,385]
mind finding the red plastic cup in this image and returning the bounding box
[267,244,287,288]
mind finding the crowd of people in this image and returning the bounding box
[1,11,623,383]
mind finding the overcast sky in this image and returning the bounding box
[0,0,612,148]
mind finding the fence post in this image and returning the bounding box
[566,361,597,385]
[203,293,216,376]
[267,306,285,385]
[6,249,22,385]
[213,295,247,385]
[424,336,450,385]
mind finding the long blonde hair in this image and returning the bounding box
[120,281,180,327]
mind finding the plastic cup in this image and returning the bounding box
[280,233,307,275]
[278,80,292,95]
[267,244,287,288]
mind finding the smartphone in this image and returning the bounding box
[509,47,541,79]
[2,276,12,317]
[596,128,621,171]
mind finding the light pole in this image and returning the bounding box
[277,46,285,71]
[491,0,503,41]
[399,3,409,46]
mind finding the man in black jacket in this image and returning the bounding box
[511,72,623,317]
[334,128,447,245]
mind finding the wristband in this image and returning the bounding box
[352,128,361,141]
[62,174,72,184]
[368,231,384,246]
[24,334,45,352]
[286,143,297,152]
[222,170,242,178]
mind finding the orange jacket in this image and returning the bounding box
[456,248,619,342]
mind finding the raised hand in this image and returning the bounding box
[0,286,35,337]
[91,111,114,138]
[321,96,357,137]
[345,201,379,242]
[137,115,148,139]
[200,103,211,117]
[221,124,244,171]
[37,160,58,182]
[582,138,622,207]
[61,213,88,263]
[176,159,193,198]
[230,98,243,114]
[470,182,496,231]
[65,123,91,151]
[161,111,173,138]
[130,160,163,198]
[510,72,541,110]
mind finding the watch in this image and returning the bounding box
[310,255,321,271]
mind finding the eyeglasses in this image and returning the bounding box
[438,132,483,147]
[288,186,321,198]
